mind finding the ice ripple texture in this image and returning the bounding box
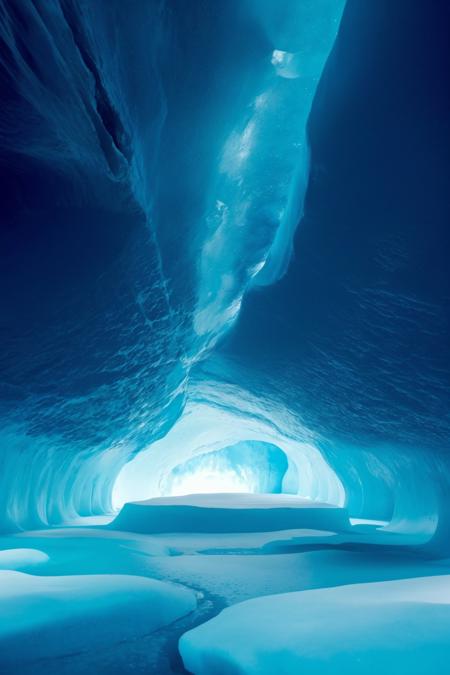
[0,0,449,555]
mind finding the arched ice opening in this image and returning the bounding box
[112,401,345,510]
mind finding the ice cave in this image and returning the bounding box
[0,0,449,673]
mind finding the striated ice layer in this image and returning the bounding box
[0,0,345,529]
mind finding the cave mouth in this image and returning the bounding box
[159,440,294,497]
[111,401,345,511]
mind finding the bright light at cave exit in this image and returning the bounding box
[169,468,252,497]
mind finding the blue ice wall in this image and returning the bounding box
[0,0,449,550]
[0,0,345,529]
[0,0,188,528]
[211,1,450,550]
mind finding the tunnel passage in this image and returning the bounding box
[111,399,345,511]
[159,441,292,496]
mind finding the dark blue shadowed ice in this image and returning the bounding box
[0,1,449,673]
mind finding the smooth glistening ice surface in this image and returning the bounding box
[1,497,450,673]
[0,571,196,668]
[180,576,450,674]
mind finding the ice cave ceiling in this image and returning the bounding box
[0,0,449,557]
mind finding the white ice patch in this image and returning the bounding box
[271,50,302,79]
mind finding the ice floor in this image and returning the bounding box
[0,493,449,674]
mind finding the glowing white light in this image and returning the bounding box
[271,49,301,79]
[271,49,285,66]
[168,468,251,497]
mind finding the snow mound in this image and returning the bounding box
[0,571,196,666]
[0,548,49,569]
[180,575,450,674]
[112,493,350,534]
